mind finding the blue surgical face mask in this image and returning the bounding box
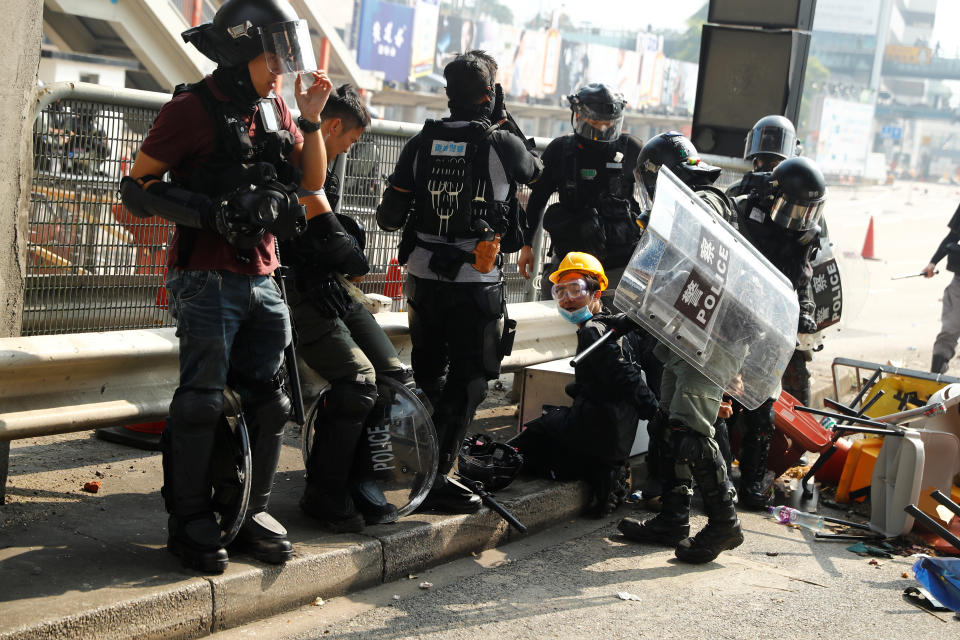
[559,305,593,325]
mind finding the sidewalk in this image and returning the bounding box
[0,399,600,640]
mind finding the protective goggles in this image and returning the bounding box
[550,278,591,301]
[261,20,316,75]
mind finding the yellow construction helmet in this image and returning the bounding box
[549,252,608,291]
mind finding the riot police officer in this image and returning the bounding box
[725,157,826,509]
[376,51,542,512]
[518,83,643,300]
[726,115,798,198]
[619,132,744,564]
[121,0,330,572]
[284,86,414,532]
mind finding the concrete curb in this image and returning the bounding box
[1,473,605,640]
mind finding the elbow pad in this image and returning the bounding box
[119,176,211,230]
[376,187,414,232]
[309,213,370,276]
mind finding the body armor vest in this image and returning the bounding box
[544,136,639,268]
[170,80,301,264]
[412,119,508,240]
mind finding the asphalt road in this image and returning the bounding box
[211,503,959,640]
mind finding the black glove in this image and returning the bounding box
[207,195,263,250]
[309,275,352,318]
[798,312,818,334]
[492,84,508,123]
[604,313,640,335]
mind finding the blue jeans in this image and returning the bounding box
[167,269,291,392]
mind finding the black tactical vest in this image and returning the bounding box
[412,119,507,240]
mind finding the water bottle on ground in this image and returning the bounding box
[769,505,825,532]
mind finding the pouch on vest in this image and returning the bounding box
[597,195,640,267]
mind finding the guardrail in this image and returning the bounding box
[0,301,576,502]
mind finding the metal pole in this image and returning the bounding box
[525,227,545,302]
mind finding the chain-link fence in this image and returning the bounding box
[24,82,748,336]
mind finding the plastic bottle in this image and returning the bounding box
[768,505,825,532]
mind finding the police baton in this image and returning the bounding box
[892,270,938,280]
[451,474,527,534]
[272,245,306,426]
[569,328,616,368]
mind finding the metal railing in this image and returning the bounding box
[25,82,748,336]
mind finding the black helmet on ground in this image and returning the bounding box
[567,83,626,144]
[634,131,721,211]
[182,0,315,74]
[767,157,827,231]
[457,434,523,492]
[744,115,797,170]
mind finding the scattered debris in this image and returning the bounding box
[747,584,797,593]
[766,552,780,557]
[94,471,105,478]
[868,559,881,567]
[847,542,893,558]
[408,574,417,580]
[616,592,641,602]
[392,595,401,601]
[82,481,101,494]
[902,572,910,579]
[311,597,325,607]
[418,582,433,590]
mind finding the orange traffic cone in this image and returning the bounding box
[384,257,403,300]
[861,216,878,260]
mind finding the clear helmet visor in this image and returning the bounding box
[261,20,316,75]
[634,164,655,214]
[768,194,826,231]
[573,104,623,143]
[744,125,797,161]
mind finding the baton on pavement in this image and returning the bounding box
[451,474,527,534]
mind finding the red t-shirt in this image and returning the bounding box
[140,76,303,275]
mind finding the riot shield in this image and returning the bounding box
[210,388,252,546]
[798,236,870,351]
[614,167,799,409]
[302,376,438,517]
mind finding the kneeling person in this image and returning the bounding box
[509,252,658,517]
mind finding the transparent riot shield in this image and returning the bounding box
[210,388,252,546]
[302,376,438,516]
[614,167,799,409]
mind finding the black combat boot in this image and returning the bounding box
[300,383,376,533]
[618,483,692,546]
[737,401,774,512]
[589,462,631,518]
[675,448,743,564]
[228,388,294,564]
[351,479,399,525]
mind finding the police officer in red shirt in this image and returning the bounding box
[120,0,331,573]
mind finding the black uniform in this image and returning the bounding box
[725,186,819,508]
[511,311,658,516]
[526,133,644,297]
[378,112,541,511]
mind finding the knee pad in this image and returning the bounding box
[325,380,378,422]
[169,388,223,429]
[246,387,293,437]
[480,317,503,380]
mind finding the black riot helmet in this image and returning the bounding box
[634,131,721,211]
[457,434,523,492]
[182,0,316,73]
[767,157,827,231]
[567,83,626,144]
[744,115,797,170]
